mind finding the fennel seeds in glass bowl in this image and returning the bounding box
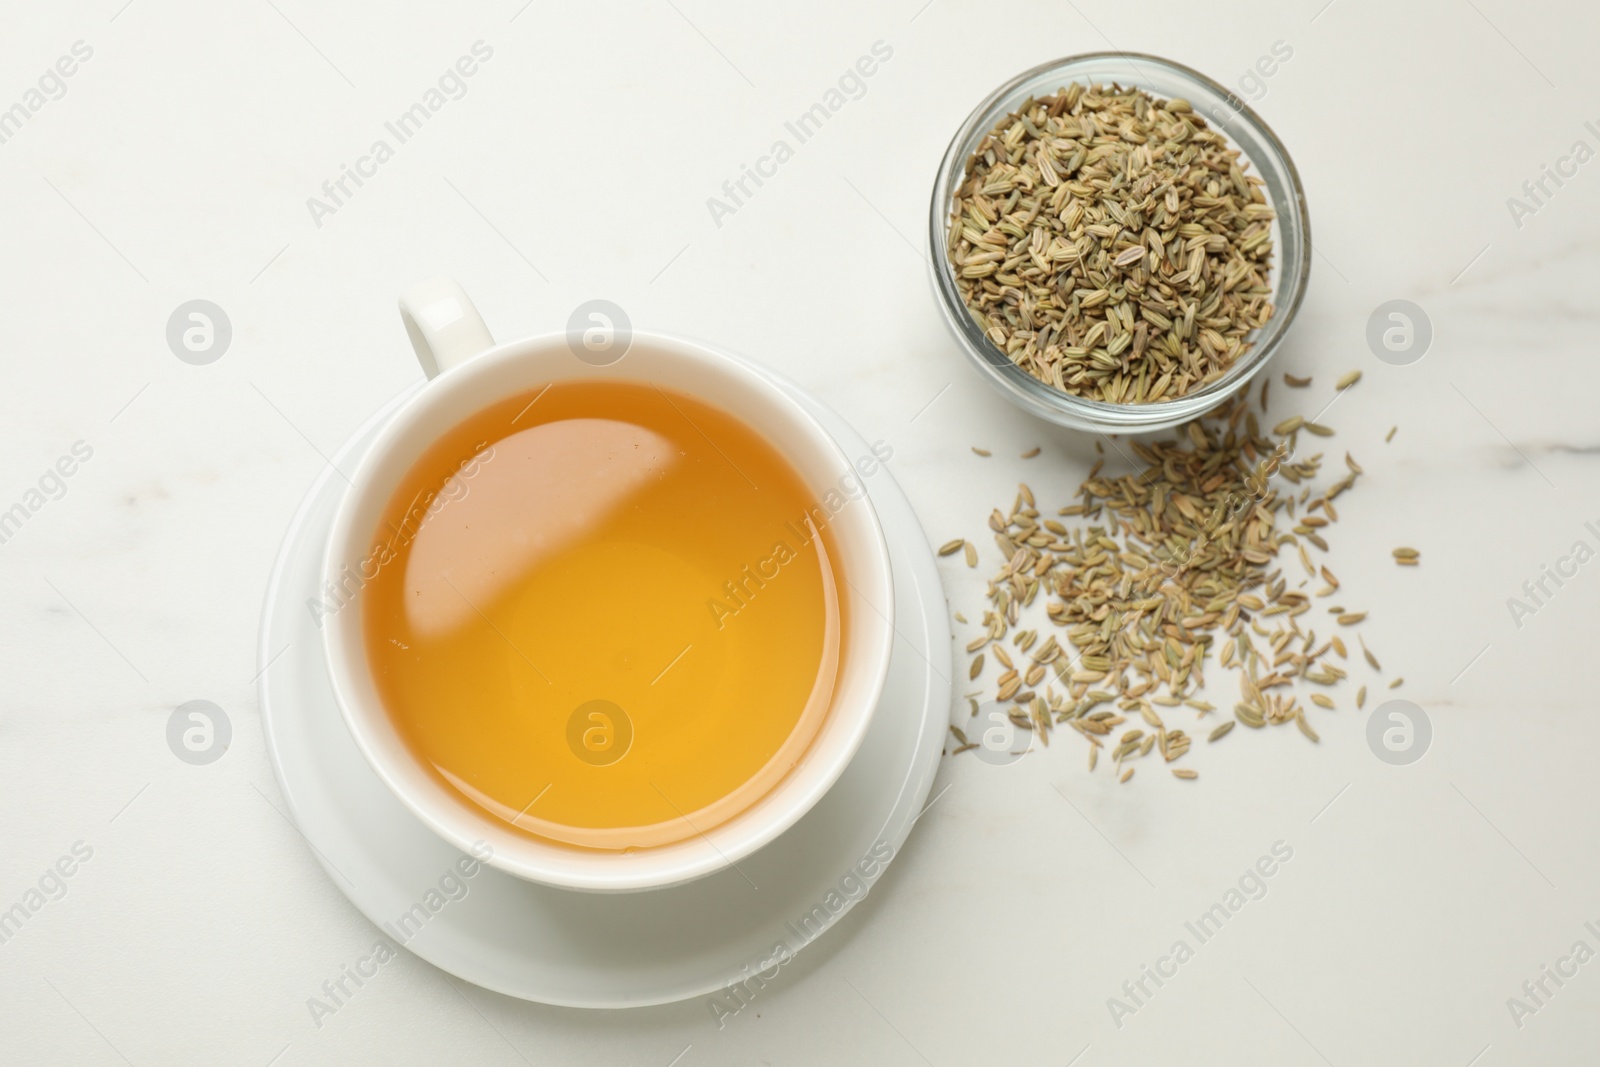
[950,82,1274,403]
[929,53,1310,434]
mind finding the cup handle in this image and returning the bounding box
[398,278,496,379]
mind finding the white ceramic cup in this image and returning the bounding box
[321,279,895,893]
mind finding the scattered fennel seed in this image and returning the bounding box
[954,393,1405,784]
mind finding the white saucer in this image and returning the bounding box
[257,371,953,1008]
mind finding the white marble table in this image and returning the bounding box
[3,0,1597,1063]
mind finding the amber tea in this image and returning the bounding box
[361,380,850,850]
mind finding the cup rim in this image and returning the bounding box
[927,51,1312,432]
[321,330,896,892]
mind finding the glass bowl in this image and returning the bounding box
[927,52,1311,435]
